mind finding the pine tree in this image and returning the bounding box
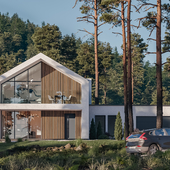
[137,0,163,129]
[131,33,148,105]
[73,0,105,105]
[98,42,114,104]
[60,34,81,72]
[89,118,96,139]
[114,112,123,140]
[76,42,95,78]
[32,24,62,63]
[97,121,103,139]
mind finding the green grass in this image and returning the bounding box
[0,140,170,170]
[0,139,125,152]
[0,139,126,170]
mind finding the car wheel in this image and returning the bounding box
[148,144,158,155]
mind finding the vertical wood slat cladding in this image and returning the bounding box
[41,62,81,104]
[41,111,81,139]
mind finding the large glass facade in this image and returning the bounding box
[1,63,41,104]
[1,111,14,139]
[1,111,41,139]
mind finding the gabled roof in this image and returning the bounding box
[0,53,88,84]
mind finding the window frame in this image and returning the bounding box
[1,62,41,104]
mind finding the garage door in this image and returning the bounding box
[163,117,170,128]
[136,116,156,130]
[136,116,170,130]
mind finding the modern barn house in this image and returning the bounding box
[0,53,89,140]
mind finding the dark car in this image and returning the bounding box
[126,128,170,155]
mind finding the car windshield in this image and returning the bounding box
[128,134,141,139]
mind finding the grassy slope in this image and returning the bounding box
[0,140,125,152]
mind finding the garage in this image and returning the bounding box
[136,116,170,130]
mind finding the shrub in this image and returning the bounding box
[97,121,103,139]
[17,138,23,142]
[88,144,100,157]
[98,135,109,139]
[104,132,110,137]
[76,138,82,147]
[89,118,96,139]
[5,128,11,143]
[5,134,11,143]
[114,112,123,140]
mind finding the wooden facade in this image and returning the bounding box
[41,111,81,139]
[41,62,81,104]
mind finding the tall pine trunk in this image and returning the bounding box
[104,68,107,105]
[121,2,129,138]
[94,0,99,105]
[127,0,133,134]
[156,0,162,128]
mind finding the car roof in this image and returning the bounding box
[137,128,170,133]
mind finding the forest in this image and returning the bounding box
[0,9,170,106]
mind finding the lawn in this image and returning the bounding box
[0,140,169,170]
[0,139,124,152]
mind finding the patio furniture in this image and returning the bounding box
[56,91,62,96]
[55,91,63,103]
[64,95,72,104]
[55,95,63,104]
[48,95,54,103]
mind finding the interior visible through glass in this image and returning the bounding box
[1,111,14,139]
[2,82,14,103]
[1,111,41,139]
[1,63,41,103]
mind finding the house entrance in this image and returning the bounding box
[65,114,75,139]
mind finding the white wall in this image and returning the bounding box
[89,105,170,131]
[89,106,124,132]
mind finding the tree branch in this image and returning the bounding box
[144,6,155,12]
[78,15,95,20]
[162,61,170,65]
[72,0,78,8]
[136,16,156,29]
[145,52,156,55]
[149,26,156,37]
[102,6,121,12]
[162,50,170,54]
[77,18,95,24]
[147,38,165,42]
[136,3,157,13]
[79,29,94,37]
[98,31,103,36]
[112,32,122,36]
[83,5,95,11]
[98,22,106,28]
[110,21,121,29]
[131,5,139,12]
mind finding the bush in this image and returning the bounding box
[17,138,23,142]
[97,121,103,139]
[5,128,11,143]
[76,138,82,147]
[114,112,123,140]
[89,118,96,139]
[5,135,11,143]
[98,135,109,139]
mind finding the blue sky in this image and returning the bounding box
[0,0,169,65]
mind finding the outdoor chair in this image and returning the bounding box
[65,95,72,103]
[48,95,54,103]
